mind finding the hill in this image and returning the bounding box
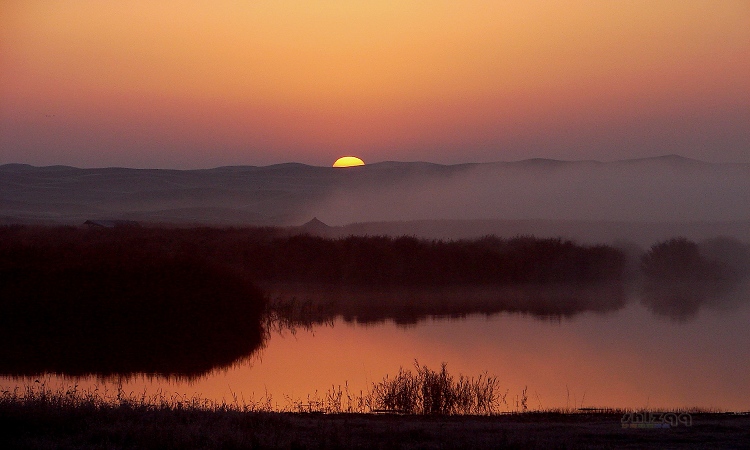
[1,156,748,241]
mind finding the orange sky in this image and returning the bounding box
[1,1,749,167]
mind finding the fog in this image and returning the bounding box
[313,156,750,225]
[2,155,748,247]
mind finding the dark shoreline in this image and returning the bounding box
[3,378,748,449]
[1,398,748,449]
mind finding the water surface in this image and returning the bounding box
[4,284,748,411]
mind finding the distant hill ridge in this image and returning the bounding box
[1,154,744,172]
[1,155,748,228]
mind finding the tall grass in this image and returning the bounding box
[5,383,742,450]
[2,363,509,416]
[267,361,511,415]
[370,361,507,415]
[2,373,728,418]
[1,380,277,414]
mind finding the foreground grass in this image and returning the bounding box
[3,370,749,450]
[2,385,748,450]
[3,362,509,417]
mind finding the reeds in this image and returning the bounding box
[1,380,277,414]
[6,382,744,450]
[370,361,506,415]
[2,377,732,418]
[2,363,507,416]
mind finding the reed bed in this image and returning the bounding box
[5,364,725,417]
[0,378,733,449]
[4,376,746,450]
[370,361,507,415]
[0,380,274,414]
[2,363,521,416]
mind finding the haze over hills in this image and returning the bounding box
[1,155,748,245]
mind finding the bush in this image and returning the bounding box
[371,362,505,415]
[640,237,731,281]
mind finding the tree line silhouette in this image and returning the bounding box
[241,234,625,286]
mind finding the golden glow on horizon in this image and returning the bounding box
[1,1,748,167]
[333,156,365,168]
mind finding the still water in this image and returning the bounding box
[3,284,749,411]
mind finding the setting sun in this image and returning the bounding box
[332,156,365,168]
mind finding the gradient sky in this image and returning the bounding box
[1,1,749,168]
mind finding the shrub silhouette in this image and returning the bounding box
[371,361,504,415]
[640,237,729,281]
[639,237,742,320]
[698,237,750,279]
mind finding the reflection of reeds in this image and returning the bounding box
[264,282,628,327]
[264,295,336,333]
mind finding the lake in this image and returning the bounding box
[3,282,749,412]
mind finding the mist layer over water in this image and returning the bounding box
[314,157,750,225]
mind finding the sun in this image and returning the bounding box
[332,156,365,168]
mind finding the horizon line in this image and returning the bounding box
[2,154,745,171]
